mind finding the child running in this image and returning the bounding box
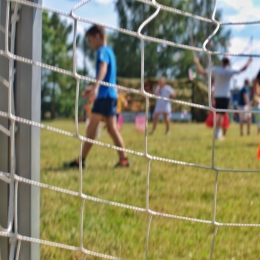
[65,25,129,168]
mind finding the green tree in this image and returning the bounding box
[112,0,230,79]
[177,0,231,79]
[111,0,185,78]
[42,11,74,119]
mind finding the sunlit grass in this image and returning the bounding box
[40,119,260,259]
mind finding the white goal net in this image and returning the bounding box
[0,0,260,259]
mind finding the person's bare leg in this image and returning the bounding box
[247,116,251,135]
[105,116,127,159]
[151,113,160,134]
[216,113,224,138]
[216,113,221,129]
[82,113,102,160]
[163,112,170,134]
[219,115,226,136]
[240,115,244,136]
[217,114,224,129]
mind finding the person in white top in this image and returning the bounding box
[150,77,175,135]
[194,56,252,139]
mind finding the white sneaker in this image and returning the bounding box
[216,135,224,141]
[215,128,224,140]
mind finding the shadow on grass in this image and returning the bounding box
[206,145,219,150]
[245,142,259,147]
[207,141,259,150]
[42,165,79,172]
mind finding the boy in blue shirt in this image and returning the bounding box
[238,79,252,136]
[66,25,129,168]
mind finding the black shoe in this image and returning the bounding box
[114,158,130,168]
[63,159,85,168]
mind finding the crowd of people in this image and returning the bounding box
[150,56,259,140]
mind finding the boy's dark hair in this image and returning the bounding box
[245,79,249,85]
[222,57,230,66]
[256,70,260,81]
[86,25,106,40]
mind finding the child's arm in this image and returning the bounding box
[169,86,175,98]
[123,96,128,108]
[154,86,160,95]
[194,56,207,76]
[170,89,175,98]
[88,62,108,100]
[239,57,252,72]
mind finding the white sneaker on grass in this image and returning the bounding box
[215,128,224,140]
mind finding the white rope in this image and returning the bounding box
[210,226,218,260]
[1,0,260,259]
[0,74,9,87]
[0,124,11,136]
[0,24,11,37]
[0,172,11,184]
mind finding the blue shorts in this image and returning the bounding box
[92,98,117,117]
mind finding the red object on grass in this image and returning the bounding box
[257,145,260,159]
[205,111,230,129]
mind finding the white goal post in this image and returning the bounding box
[0,1,9,259]
[0,0,41,259]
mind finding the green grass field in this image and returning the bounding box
[40,120,260,259]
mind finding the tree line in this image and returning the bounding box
[41,0,230,119]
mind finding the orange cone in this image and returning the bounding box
[257,144,260,159]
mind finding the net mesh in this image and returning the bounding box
[1,0,260,259]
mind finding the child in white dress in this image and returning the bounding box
[150,77,175,135]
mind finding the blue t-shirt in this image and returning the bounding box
[238,86,249,106]
[96,45,118,100]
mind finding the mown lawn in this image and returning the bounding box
[40,119,260,259]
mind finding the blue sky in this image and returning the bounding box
[42,0,117,27]
[217,0,260,86]
[42,0,260,87]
